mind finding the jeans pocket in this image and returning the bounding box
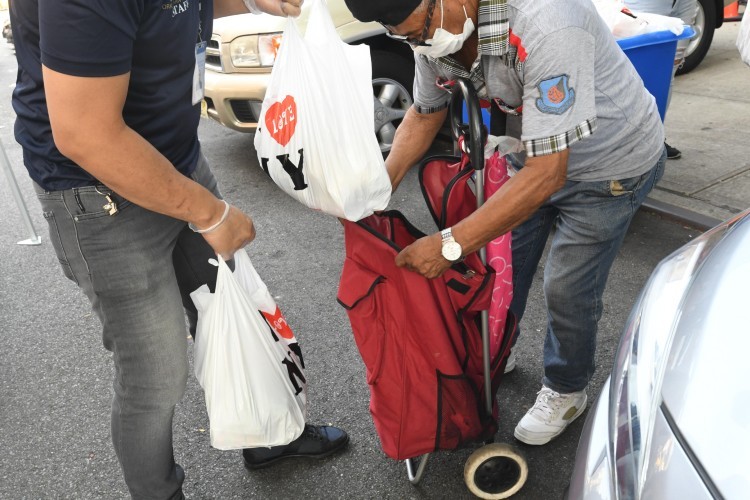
[608,168,652,197]
[42,210,78,286]
[608,177,637,197]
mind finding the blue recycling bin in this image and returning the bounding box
[462,27,695,128]
[617,27,695,121]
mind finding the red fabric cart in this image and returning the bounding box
[338,79,528,499]
[338,156,514,459]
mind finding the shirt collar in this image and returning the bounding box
[432,0,508,67]
[427,0,508,87]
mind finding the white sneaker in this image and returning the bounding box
[514,385,587,445]
[503,346,516,374]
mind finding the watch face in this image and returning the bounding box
[441,241,462,261]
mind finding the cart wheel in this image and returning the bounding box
[464,443,528,499]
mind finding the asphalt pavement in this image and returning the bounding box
[0,15,747,500]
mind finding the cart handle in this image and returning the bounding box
[449,78,486,172]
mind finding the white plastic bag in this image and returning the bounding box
[254,0,392,221]
[483,135,524,160]
[191,250,306,450]
[738,9,750,66]
[593,0,685,38]
[626,12,685,36]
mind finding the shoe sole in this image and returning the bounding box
[243,435,350,470]
[513,399,587,446]
[667,152,681,159]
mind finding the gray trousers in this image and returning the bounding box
[34,154,221,499]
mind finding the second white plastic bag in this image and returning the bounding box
[738,7,750,66]
[254,0,392,221]
[191,250,307,450]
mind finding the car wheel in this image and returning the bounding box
[371,50,414,154]
[677,0,717,75]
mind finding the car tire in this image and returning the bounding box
[677,0,717,75]
[370,50,415,154]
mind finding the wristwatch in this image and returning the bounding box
[440,228,463,262]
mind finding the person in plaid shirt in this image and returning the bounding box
[345,0,666,445]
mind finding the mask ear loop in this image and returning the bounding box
[446,2,470,29]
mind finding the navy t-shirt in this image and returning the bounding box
[10,0,213,190]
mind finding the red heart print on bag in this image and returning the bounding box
[265,96,297,147]
[261,306,295,340]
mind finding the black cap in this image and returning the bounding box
[344,0,424,27]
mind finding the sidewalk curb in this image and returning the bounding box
[641,197,722,232]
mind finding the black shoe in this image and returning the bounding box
[242,424,349,470]
[665,142,681,159]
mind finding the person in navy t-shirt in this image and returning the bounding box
[10,0,347,497]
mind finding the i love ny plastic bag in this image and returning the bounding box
[254,0,392,221]
[191,250,306,450]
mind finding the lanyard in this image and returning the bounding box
[193,0,207,105]
[197,0,203,44]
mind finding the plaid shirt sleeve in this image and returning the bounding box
[520,28,598,157]
[524,118,597,157]
[413,55,452,114]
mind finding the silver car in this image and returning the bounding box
[568,208,750,499]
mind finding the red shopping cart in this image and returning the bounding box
[338,79,528,499]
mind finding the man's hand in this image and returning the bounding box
[395,233,452,279]
[200,205,257,260]
[215,0,303,18]
[255,0,303,17]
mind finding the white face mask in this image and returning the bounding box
[413,1,475,59]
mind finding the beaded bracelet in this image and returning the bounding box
[189,200,230,234]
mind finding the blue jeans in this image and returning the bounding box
[34,154,221,499]
[508,148,666,393]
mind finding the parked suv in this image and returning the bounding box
[204,2,415,153]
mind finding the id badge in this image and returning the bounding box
[192,41,207,105]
